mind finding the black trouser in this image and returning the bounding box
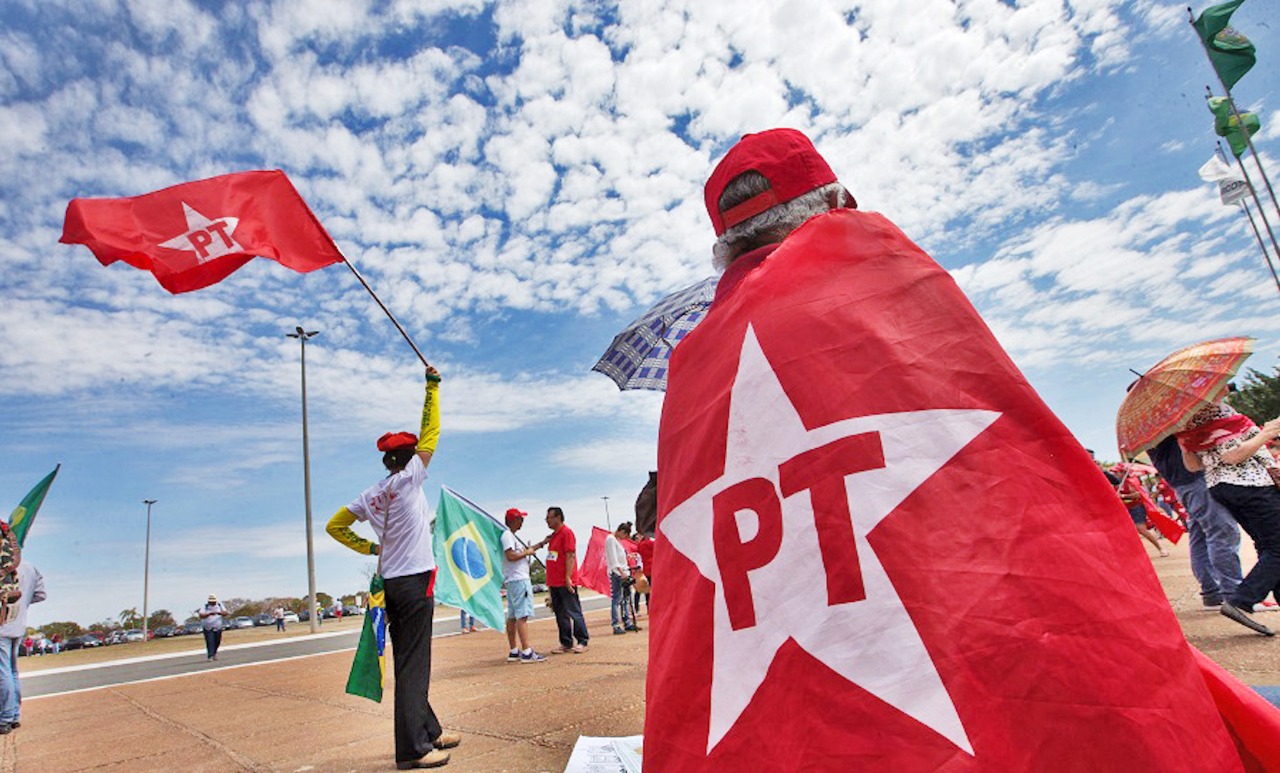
[202,628,221,658]
[384,571,442,764]
[1210,483,1280,606]
[549,586,589,647]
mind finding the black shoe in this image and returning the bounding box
[613,627,625,635]
[9,721,18,729]
[1222,602,1276,636]
[0,724,11,735]
[625,625,641,632]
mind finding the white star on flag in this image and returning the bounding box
[158,203,242,264]
[659,324,1000,754]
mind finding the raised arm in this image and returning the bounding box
[417,366,442,469]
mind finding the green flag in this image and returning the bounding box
[1208,96,1261,156]
[345,574,386,702]
[1192,0,1256,91]
[9,465,59,548]
[432,486,508,633]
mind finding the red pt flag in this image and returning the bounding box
[645,209,1274,771]
[577,526,612,597]
[60,170,344,293]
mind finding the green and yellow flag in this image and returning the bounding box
[433,486,507,633]
[9,465,59,548]
[1193,0,1256,91]
[345,574,386,702]
[1208,96,1261,157]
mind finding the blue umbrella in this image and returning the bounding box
[592,277,718,391]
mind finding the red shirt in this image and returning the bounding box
[636,536,654,578]
[546,525,577,587]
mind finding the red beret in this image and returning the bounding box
[377,431,418,452]
[704,128,840,236]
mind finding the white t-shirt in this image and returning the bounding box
[500,529,531,583]
[0,563,44,638]
[347,455,437,580]
[605,533,628,576]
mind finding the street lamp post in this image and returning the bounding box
[142,499,156,642]
[287,326,321,634]
[602,496,611,530]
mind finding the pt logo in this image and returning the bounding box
[159,203,243,263]
[714,432,884,631]
[659,324,999,754]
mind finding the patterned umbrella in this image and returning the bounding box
[1116,336,1254,458]
[592,277,718,391]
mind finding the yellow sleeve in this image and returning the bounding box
[326,507,378,555]
[417,376,441,454]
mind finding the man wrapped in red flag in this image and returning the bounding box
[60,170,344,293]
[644,129,1280,771]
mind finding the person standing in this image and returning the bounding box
[273,605,286,632]
[1180,400,1280,636]
[0,562,44,733]
[199,594,229,661]
[1149,435,1243,609]
[500,508,546,663]
[326,367,460,770]
[605,523,633,635]
[458,611,476,633]
[544,507,589,654]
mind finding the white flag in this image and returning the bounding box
[1198,156,1240,183]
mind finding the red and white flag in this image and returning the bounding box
[645,209,1280,771]
[60,170,344,293]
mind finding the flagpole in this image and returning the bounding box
[342,258,431,368]
[1217,143,1280,293]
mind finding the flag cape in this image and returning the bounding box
[432,486,507,632]
[60,170,344,293]
[577,527,612,597]
[8,465,58,548]
[345,574,386,702]
[1193,0,1257,91]
[645,209,1278,771]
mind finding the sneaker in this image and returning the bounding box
[507,650,520,662]
[571,643,587,654]
[467,626,478,633]
[433,732,462,750]
[549,645,573,654]
[1221,602,1276,636]
[625,624,641,632]
[613,626,625,635]
[396,749,450,769]
[520,650,547,663]
[1253,599,1280,613]
[0,724,11,735]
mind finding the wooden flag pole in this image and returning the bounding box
[342,258,431,368]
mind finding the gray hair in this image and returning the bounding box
[711,173,850,271]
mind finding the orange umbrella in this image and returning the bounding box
[1116,337,1254,458]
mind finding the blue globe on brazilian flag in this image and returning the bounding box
[433,486,507,632]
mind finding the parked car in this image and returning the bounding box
[297,609,310,622]
[282,612,300,623]
[531,583,547,593]
[343,606,364,616]
[253,613,274,627]
[182,620,204,635]
[229,616,254,629]
[103,630,127,645]
[123,629,145,643]
[153,625,177,638]
[65,634,102,650]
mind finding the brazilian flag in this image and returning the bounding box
[345,574,386,702]
[433,486,507,633]
[9,465,59,548]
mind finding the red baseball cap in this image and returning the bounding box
[704,128,842,236]
[376,431,418,452]
[504,507,527,525]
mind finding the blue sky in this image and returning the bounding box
[2,0,1278,628]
